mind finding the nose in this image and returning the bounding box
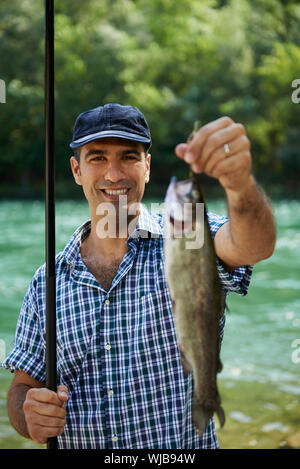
[104,159,125,183]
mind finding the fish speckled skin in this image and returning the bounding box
[164,175,225,436]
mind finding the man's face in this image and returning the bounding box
[70,137,151,214]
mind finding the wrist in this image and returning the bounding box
[225,174,256,210]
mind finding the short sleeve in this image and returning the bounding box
[207,211,253,296]
[1,276,46,382]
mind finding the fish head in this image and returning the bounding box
[164,176,204,236]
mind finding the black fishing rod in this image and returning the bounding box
[45,0,57,450]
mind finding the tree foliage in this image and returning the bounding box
[0,0,299,196]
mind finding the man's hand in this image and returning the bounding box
[175,116,252,193]
[175,116,276,268]
[23,385,68,444]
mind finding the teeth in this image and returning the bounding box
[104,188,128,195]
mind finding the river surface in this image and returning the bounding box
[0,199,299,449]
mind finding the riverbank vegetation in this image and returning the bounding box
[0,0,299,198]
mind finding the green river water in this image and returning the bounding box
[0,199,299,449]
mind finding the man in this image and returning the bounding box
[2,103,275,449]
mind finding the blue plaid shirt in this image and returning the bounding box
[2,205,253,449]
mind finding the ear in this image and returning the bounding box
[145,153,151,183]
[70,156,82,186]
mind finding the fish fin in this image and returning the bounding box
[217,405,226,428]
[179,347,192,377]
[193,398,226,436]
[192,401,213,437]
[219,291,227,317]
[225,301,230,314]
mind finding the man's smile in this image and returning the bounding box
[99,187,131,201]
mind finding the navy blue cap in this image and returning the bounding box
[70,103,152,150]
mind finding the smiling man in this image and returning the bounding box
[70,135,151,291]
[2,103,276,449]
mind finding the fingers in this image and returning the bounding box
[212,151,252,181]
[27,386,69,406]
[24,404,66,445]
[24,398,67,418]
[174,117,252,192]
[174,118,251,176]
[26,387,61,406]
[23,385,69,445]
[57,385,69,407]
[25,410,66,428]
[204,135,251,176]
[175,143,188,159]
[26,422,65,445]
[184,116,234,164]
[198,124,247,173]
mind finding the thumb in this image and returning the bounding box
[57,384,69,405]
[175,143,188,160]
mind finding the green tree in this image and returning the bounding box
[0,0,299,196]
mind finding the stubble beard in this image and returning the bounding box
[93,192,142,239]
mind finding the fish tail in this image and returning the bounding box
[192,401,214,437]
[216,405,226,428]
[181,357,192,377]
[179,346,192,377]
[193,400,226,436]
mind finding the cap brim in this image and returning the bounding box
[70,130,151,149]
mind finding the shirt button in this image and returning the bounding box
[108,389,114,396]
[105,344,111,351]
[112,435,118,442]
[105,299,110,305]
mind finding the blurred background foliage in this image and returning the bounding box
[0,0,299,198]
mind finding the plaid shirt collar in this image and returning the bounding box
[62,203,163,268]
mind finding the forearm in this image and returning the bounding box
[225,175,276,264]
[7,383,31,439]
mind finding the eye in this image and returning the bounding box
[123,154,137,160]
[91,156,105,162]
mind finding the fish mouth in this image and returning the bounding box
[169,215,185,231]
[165,177,200,206]
[168,211,194,235]
[164,176,203,236]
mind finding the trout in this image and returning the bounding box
[164,124,225,436]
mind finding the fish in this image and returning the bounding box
[163,124,225,437]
